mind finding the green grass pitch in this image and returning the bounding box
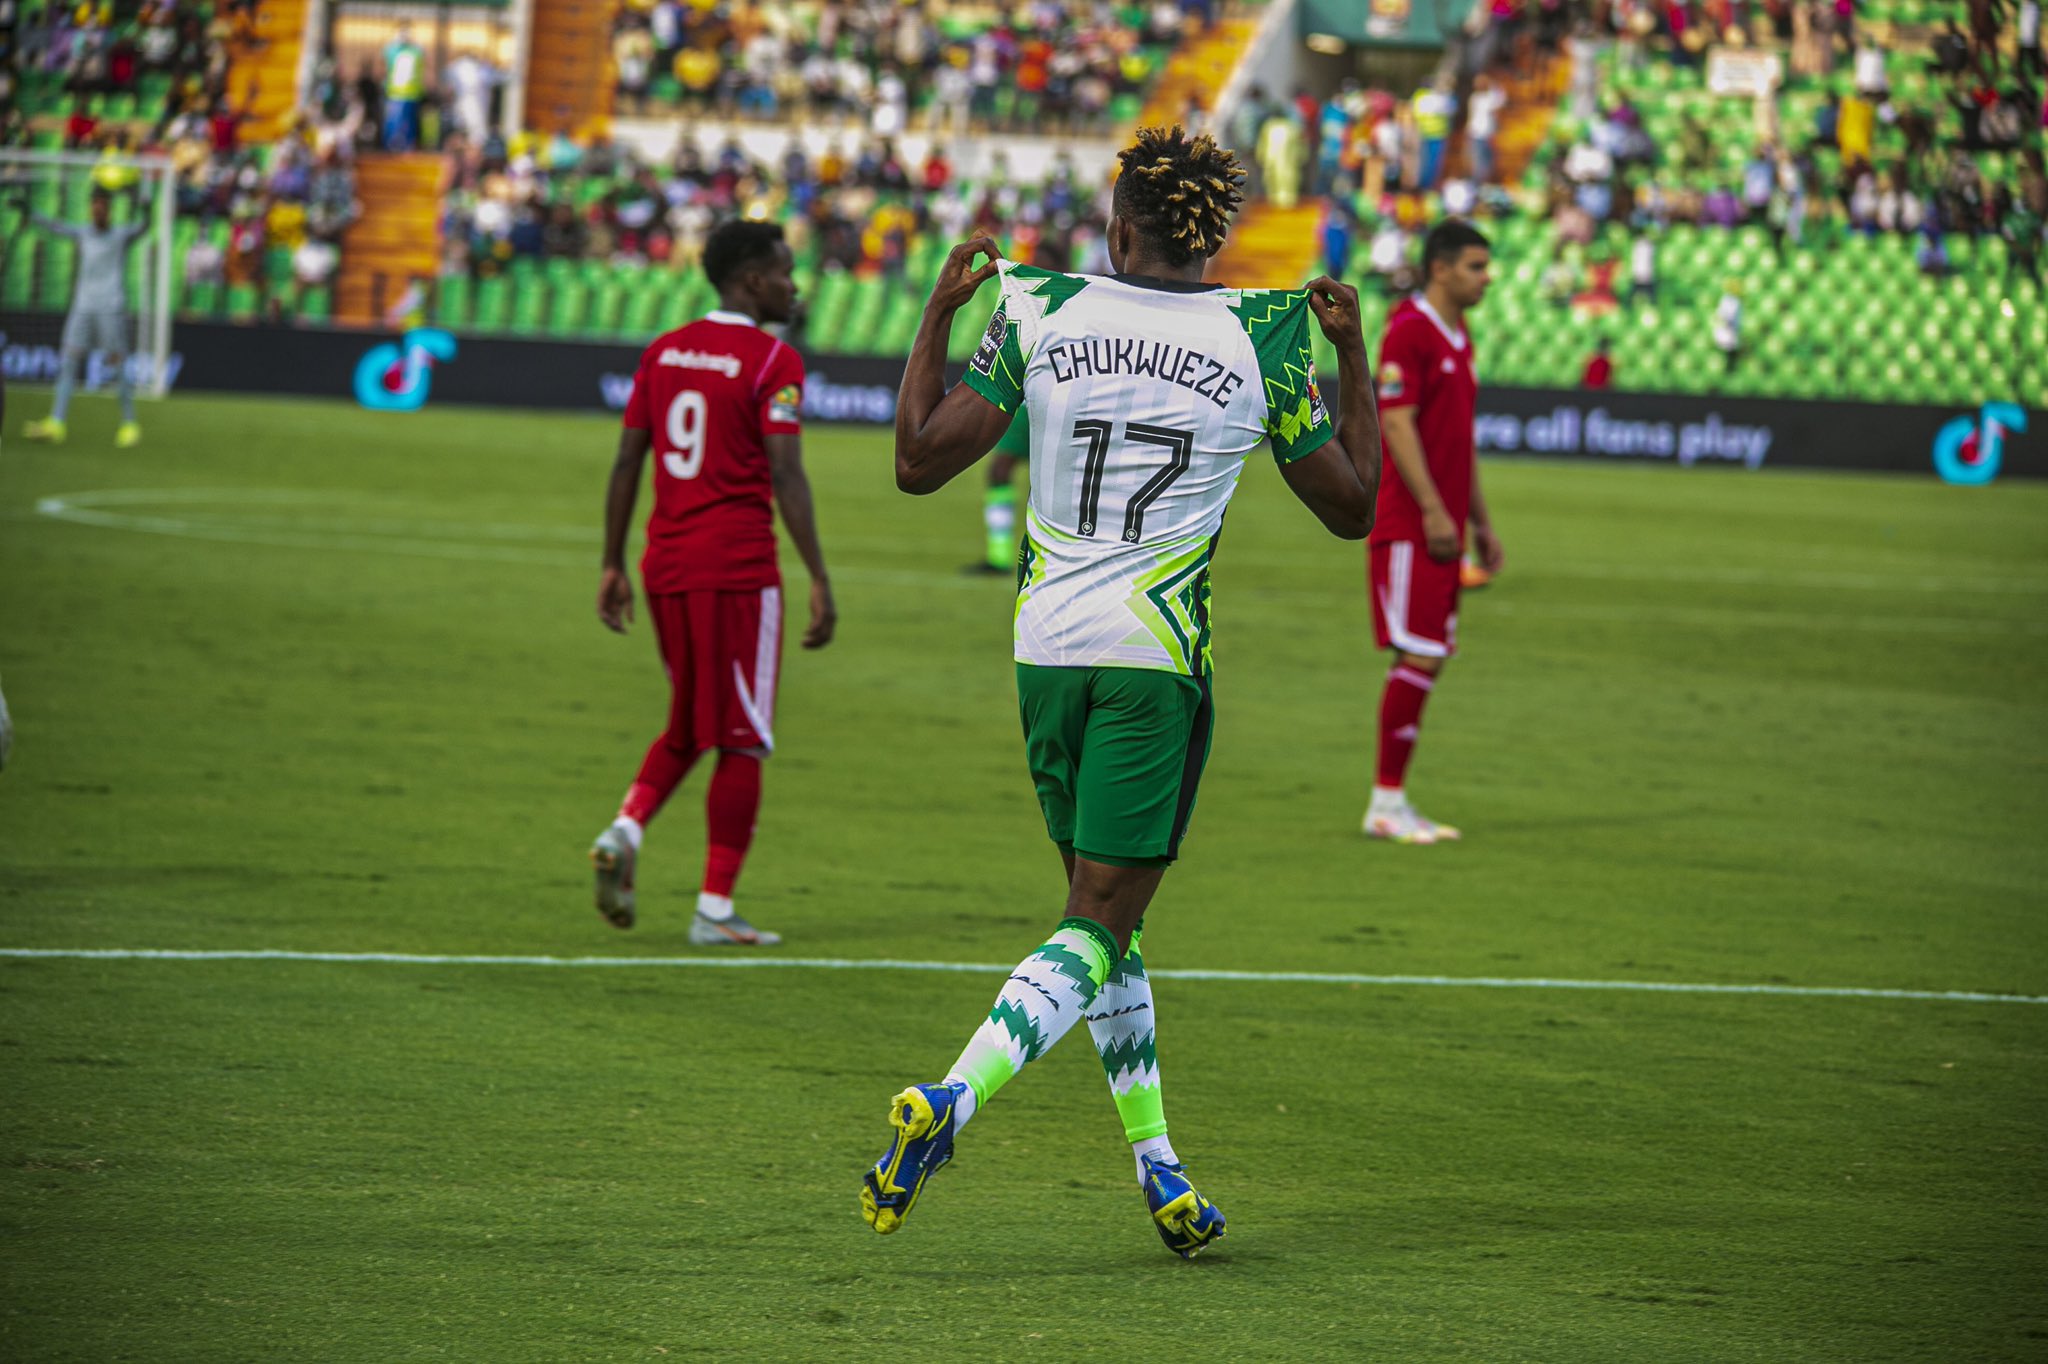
[2,394,2045,1361]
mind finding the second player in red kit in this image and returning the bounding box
[589,219,836,944]
[1364,220,1501,845]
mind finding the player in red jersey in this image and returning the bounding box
[588,219,836,943]
[1364,219,1500,845]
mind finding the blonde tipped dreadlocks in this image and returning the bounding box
[1112,125,1247,267]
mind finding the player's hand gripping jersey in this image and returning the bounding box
[622,312,805,593]
[962,262,1334,676]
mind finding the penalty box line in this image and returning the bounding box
[0,947,2043,1006]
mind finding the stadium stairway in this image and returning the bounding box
[227,0,312,143]
[336,153,447,326]
[1210,201,1321,289]
[525,0,614,136]
[1139,16,1261,130]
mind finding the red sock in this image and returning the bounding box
[702,751,762,897]
[621,738,700,827]
[1375,664,1436,790]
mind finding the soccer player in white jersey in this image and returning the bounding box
[860,127,1385,1256]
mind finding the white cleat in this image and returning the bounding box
[689,912,782,946]
[1363,799,1453,845]
[1411,808,1462,842]
[590,826,636,929]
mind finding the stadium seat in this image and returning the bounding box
[436,275,472,328]
[473,278,511,331]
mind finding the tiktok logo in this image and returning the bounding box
[354,328,458,412]
[1932,402,2028,485]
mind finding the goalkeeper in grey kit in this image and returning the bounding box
[22,185,149,448]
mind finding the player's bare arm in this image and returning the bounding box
[894,236,1012,494]
[1468,471,1504,573]
[1279,276,1379,540]
[1382,407,1459,562]
[767,432,837,649]
[597,426,652,633]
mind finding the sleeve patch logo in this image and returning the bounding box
[1304,369,1329,430]
[1377,361,1405,400]
[768,383,802,423]
[969,303,1009,378]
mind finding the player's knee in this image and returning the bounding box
[1397,650,1445,675]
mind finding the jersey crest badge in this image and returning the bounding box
[969,303,1009,378]
[769,383,802,424]
[1304,370,1329,430]
[1378,360,1405,400]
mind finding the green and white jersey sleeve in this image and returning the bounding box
[971,260,1334,677]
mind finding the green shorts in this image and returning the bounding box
[1016,663,1213,868]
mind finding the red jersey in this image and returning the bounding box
[1372,296,1478,547]
[622,311,804,593]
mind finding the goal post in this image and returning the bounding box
[0,148,176,399]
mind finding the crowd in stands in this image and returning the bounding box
[1218,0,2043,395]
[0,0,378,319]
[608,0,1210,133]
[439,126,1112,286]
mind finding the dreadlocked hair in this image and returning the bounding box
[1111,125,1246,267]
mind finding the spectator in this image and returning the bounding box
[1928,19,1971,77]
[1319,198,1354,279]
[306,148,359,238]
[616,21,654,112]
[1582,337,1614,389]
[1712,280,1742,372]
[1467,75,1505,182]
[1413,82,1455,190]
[63,93,97,149]
[1852,37,1888,98]
[445,51,498,145]
[185,228,225,284]
[383,21,426,150]
[1629,232,1657,304]
[291,232,338,302]
[1366,217,1408,292]
[2006,192,2043,289]
[1742,145,1776,222]
[1257,108,1302,208]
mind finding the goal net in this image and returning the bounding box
[0,148,175,399]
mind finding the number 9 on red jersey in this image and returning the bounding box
[622,313,805,595]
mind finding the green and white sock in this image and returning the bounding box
[983,483,1017,569]
[1086,926,1178,1182]
[943,916,1119,1129]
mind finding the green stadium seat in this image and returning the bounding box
[473,277,511,331]
[509,286,546,336]
[548,281,590,335]
[588,284,625,336]
[436,275,472,328]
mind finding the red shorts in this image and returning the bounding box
[1369,540,1460,658]
[647,586,783,755]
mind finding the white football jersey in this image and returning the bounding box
[962,262,1335,676]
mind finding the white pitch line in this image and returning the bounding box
[1,947,2041,1006]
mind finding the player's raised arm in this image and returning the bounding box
[1273,282,1377,540]
[894,236,1013,494]
[598,425,652,633]
[767,432,836,649]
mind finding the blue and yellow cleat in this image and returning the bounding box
[1143,1155,1227,1258]
[860,1082,962,1234]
